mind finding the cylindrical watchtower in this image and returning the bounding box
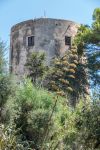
[10,18,79,78]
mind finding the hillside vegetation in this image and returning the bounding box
[0,8,100,150]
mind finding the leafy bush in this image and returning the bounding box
[0,75,12,123]
[74,101,100,149]
[6,79,66,149]
[0,124,30,150]
[3,79,100,150]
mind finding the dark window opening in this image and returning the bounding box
[28,36,34,46]
[65,36,71,46]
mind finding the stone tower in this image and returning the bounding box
[10,18,79,79]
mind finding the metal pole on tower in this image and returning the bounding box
[44,10,46,18]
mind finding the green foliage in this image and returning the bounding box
[0,40,7,75]
[0,75,11,107]
[92,8,100,43]
[0,124,32,150]
[88,8,100,87]
[0,75,12,123]
[74,24,92,53]
[87,47,100,87]
[0,39,11,123]
[0,8,100,150]
[54,100,100,150]
[2,78,100,150]
[93,8,100,21]
[74,8,100,88]
[46,47,78,95]
[25,52,48,84]
[74,100,100,149]
[46,45,88,106]
[6,79,66,149]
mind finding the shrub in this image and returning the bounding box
[6,79,66,149]
[0,124,31,150]
[0,75,12,123]
[5,79,100,150]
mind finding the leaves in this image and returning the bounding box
[25,52,47,84]
[46,46,79,102]
[0,40,7,75]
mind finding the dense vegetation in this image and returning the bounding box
[0,8,100,150]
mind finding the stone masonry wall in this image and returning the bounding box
[10,18,79,79]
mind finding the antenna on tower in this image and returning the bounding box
[44,10,46,18]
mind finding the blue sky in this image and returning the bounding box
[0,0,100,45]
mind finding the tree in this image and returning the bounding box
[92,8,100,44]
[0,40,11,123]
[74,8,100,88]
[87,8,100,87]
[0,40,7,74]
[46,43,89,106]
[25,52,48,85]
[46,46,86,106]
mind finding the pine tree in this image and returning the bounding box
[74,8,100,88]
[46,46,76,104]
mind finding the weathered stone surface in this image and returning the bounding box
[10,18,79,79]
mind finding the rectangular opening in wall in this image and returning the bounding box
[65,36,71,46]
[28,36,34,46]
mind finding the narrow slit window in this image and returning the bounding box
[65,36,71,45]
[28,36,34,46]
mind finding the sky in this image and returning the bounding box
[0,0,100,45]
